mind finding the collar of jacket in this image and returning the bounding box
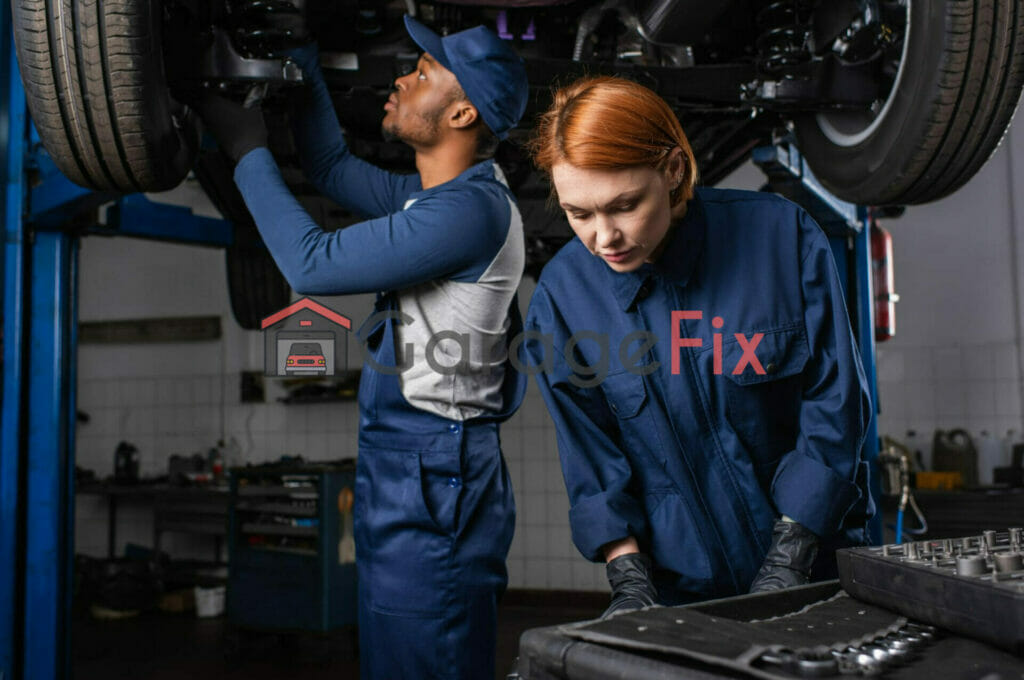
[608,189,708,311]
[406,158,497,199]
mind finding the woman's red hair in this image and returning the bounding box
[529,76,698,207]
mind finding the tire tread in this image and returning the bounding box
[12,0,195,192]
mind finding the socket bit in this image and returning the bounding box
[1010,527,1023,547]
[957,555,987,576]
[995,552,1024,573]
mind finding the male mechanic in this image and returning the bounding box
[200,17,528,679]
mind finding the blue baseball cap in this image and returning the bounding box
[404,15,528,140]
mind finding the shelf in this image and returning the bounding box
[243,545,317,557]
[241,523,318,538]
[237,485,317,499]
[234,501,317,517]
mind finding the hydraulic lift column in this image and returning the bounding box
[2,13,79,679]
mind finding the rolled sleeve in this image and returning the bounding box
[524,286,646,562]
[569,491,647,562]
[771,210,873,537]
[771,451,861,535]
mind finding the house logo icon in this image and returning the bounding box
[261,297,352,377]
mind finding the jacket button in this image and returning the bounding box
[448,476,461,488]
[765,362,778,374]
[636,281,652,300]
[448,423,460,434]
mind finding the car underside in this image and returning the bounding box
[11,0,1024,322]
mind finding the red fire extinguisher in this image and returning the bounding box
[871,220,898,342]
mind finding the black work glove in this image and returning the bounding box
[603,553,658,618]
[197,92,268,163]
[749,519,819,593]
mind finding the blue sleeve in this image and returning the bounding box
[770,210,873,537]
[287,44,420,217]
[523,285,647,562]
[234,148,506,294]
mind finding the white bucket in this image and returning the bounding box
[194,585,226,618]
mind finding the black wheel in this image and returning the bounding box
[796,0,1024,206]
[193,149,292,330]
[225,240,293,331]
[11,0,197,192]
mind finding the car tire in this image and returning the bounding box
[795,0,1024,206]
[226,239,293,331]
[11,0,197,192]
[193,149,292,331]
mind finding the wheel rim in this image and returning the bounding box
[814,0,911,148]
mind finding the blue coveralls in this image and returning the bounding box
[523,187,875,604]
[353,294,524,678]
[231,45,526,679]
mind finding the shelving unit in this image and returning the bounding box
[226,462,357,633]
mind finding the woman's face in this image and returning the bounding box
[551,157,682,272]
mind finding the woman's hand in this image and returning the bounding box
[601,538,658,618]
[748,518,819,592]
[603,552,658,618]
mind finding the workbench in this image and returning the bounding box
[76,482,229,563]
[881,488,1024,538]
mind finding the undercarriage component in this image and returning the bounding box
[637,0,738,46]
[199,28,305,84]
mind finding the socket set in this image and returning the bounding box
[837,528,1024,654]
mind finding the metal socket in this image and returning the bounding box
[956,555,987,576]
[995,552,1024,573]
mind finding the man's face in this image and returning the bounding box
[382,53,462,147]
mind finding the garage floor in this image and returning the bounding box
[72,594,605,680]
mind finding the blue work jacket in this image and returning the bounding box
[523,187,875,602]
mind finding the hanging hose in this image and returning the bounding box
[881,435,928,543]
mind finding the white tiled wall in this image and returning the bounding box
[74,114,1024,589]
[870,114,1024,460]
[73,229,606,590]
[876,343,1023,448]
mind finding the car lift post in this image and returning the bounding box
[754,142,884,545]
[2,17,233,679]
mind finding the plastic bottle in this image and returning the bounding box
[905,429,927,471]
[977,430,1002,486]
[1002,429,1020,467]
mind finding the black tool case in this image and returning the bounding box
[514,581,1024,679]
[837,532,1024,654]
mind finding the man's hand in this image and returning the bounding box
[603,553,658,618]
[197,92,268,163]
[749,518,819,593]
